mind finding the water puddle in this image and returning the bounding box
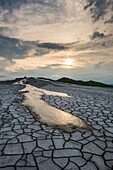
[20,85,90,132]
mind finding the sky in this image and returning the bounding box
[0,0,113,84]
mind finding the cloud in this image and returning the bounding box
[1,34,113,65]
[0,26,11,34]
[0,56,6,60]
[5,52,66,72]
[0,35,32,60]
[0,1,113,83]
[5,49,87,72]
[0,0,48,11]
[0,57,14,71]
[84,0,113,22]
[91,31,106,40]
[0,75,6,77]
[105,15,113,24]
[1,39,113,84]
[90,31,113,46]
[38,43,65,50]
[94,61,105,69]
[0,1,66,25]
[0,35,66,61]
[48,64,63,68]
[0,0,94,43]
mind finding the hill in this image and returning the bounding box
[0,77,26,84]
[0,76,112,88]
[57,77,113,88]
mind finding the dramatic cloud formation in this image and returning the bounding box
[0,0,113,83]
[84,0,113,22]
[0,0,92,42]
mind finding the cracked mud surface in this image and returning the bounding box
[0,81,113,170]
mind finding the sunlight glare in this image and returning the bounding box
[64,58,74,66]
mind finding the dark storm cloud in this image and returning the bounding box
[0,35,66,61]
[84,0,113,22]
[0,35,33,60]
[91,31,106,40]
[38,43,65,50]
[90,31,113,42]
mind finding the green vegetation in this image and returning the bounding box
[57,77,113,88]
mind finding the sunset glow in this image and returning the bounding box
[64,58,74,66]
[0,0,113,83]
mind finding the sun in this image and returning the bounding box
[64,58,74,66]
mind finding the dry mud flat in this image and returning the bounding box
[0,81,113,170]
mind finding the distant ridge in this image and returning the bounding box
[0,77,26,84]
[57,77,113,88]
[0,76,113,88]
